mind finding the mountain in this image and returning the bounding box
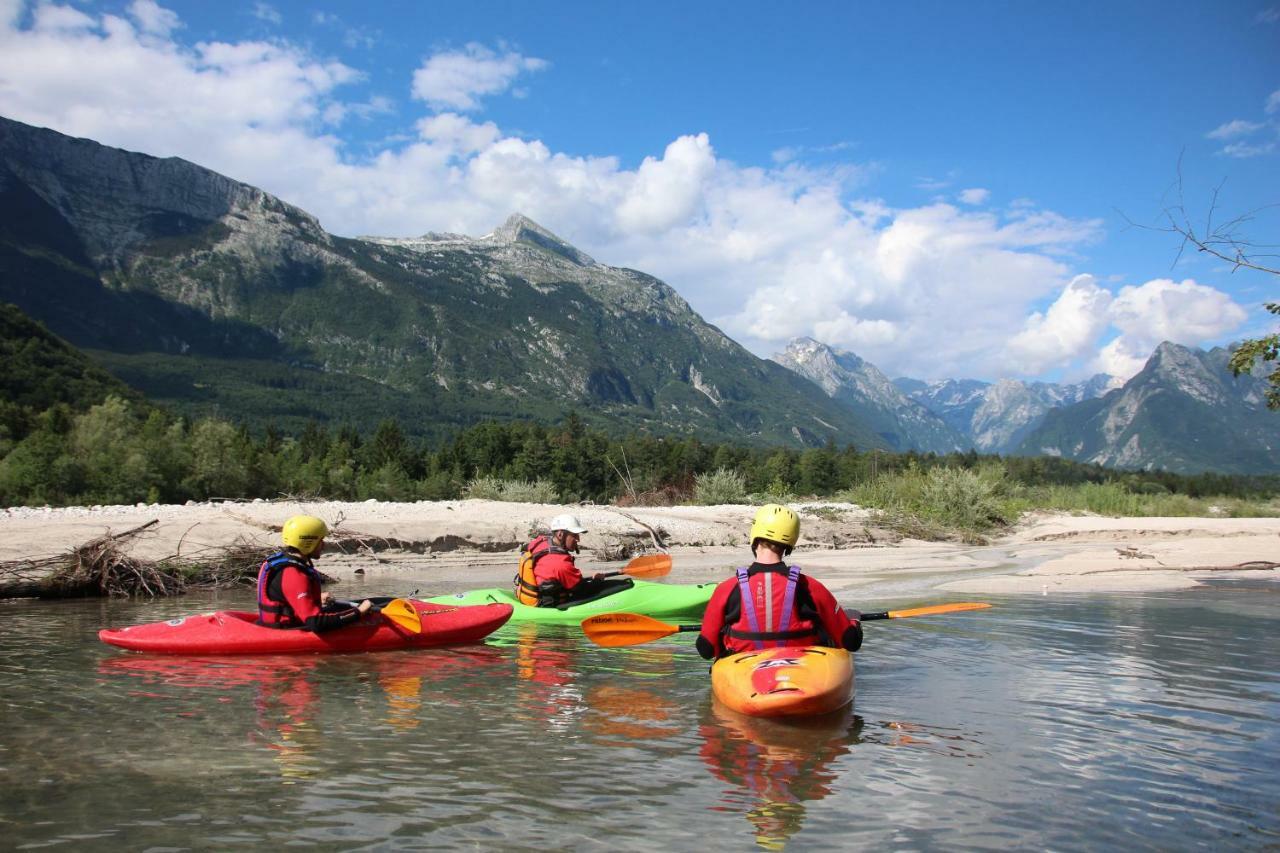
[771,338,968,453]
[895,373,1118,454]
[0,116,888,449]
[0,301,145,433]
[1016,342,1280,474]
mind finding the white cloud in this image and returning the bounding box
[1267,89,1280,114]
[411,43,548,112]
[0,6,1248,384]
[128,0,180,37]
[1006,275,1114,372]
[1206,119,1264,139]
[1257,8,1280,23]
[252,3,281,25]
[958,187,990,205]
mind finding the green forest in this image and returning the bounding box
[3,302,1278,542]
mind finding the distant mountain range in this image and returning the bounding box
[772,337,1278,474]
[1,115,1275,474]
[0,115,887,449]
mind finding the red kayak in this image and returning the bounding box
[99,601,513,655]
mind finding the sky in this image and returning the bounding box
[0,0,1277,383]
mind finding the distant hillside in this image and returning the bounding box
[0,302,144,440]
[0,115,888,449]
[1016,342,1280,474]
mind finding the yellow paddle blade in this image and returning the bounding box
[581,612,681,647]
[623,553,673,578]
[884,602,991,619]
[381,598,422,634]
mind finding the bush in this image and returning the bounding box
[693,467,748,505]
[464,476,559,503]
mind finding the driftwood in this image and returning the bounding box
[0,520,284,600]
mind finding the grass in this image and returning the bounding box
[839,465,1280,544]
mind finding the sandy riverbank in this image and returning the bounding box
[2,500,1277,601]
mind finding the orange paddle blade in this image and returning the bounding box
[623,553,673,578]
[885,602,991,619]
[381,598,422,634]
[581,612,682,647]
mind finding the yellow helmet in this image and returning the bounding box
[749,504,800,551]
[282,515,328,555]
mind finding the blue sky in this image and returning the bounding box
[0,0,1276,382]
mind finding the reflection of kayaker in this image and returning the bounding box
[700,700,860,849]
[583,685,682,744]
[697,505,863,660]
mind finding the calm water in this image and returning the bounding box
[2,582,1278,851]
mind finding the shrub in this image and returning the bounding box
[693,467,748,505]
[464,476,559,503]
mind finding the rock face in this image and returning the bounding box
[772,338,968,453]
[0,116,888,448]
[894,373,1119,454]
[1016,342,1280,474]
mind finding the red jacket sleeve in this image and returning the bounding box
[805,577,862,651]
[697,577,739,658]
[279,566,322,621]
[534,551,583,590]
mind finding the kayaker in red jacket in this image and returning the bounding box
[257,515,372,631]
[515,513,621,606]
[697,504,862,659]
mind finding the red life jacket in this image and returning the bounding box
[256,551,321,627]
[723,564,825,652]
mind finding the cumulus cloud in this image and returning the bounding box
[0,4,1249,383]
[411,43,548,111]
[957,187,990,205]
[128,0,180,36]
[1005,276,1248,379]
[1006,275,1114,373]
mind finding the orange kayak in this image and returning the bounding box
[710,646,854,718]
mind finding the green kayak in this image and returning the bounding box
[425,579,716,624]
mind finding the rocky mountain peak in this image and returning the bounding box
[488,213,596,266]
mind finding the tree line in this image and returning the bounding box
[1,395,1275,508]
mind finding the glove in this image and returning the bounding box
[592,573,607,582]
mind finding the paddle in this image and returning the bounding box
[594,553,673,580]
[580,602,992,648]
[336,595,423,634]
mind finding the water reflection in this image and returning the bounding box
[700,701,861,850]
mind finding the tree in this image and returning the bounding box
[1134,164,1279,410]
[1228,302,1280,410]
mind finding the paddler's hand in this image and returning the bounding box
[592,573,607,582]
[320,591,334,607]
[357,600,373,614]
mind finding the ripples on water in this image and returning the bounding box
[1,582,1277,850]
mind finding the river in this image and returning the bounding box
[2,580,1277,850]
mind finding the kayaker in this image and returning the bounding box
[515,513,623,606]
[696,504,862,659]
[257,515,372,631]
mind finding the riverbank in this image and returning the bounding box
[2,500,1277,599]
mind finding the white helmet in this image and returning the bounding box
[547,513,588,534]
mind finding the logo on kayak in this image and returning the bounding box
[165,617,186,626]
[753,657,801,670]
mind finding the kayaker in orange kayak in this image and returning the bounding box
[696,504,862,659]
[257,515,372,631]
